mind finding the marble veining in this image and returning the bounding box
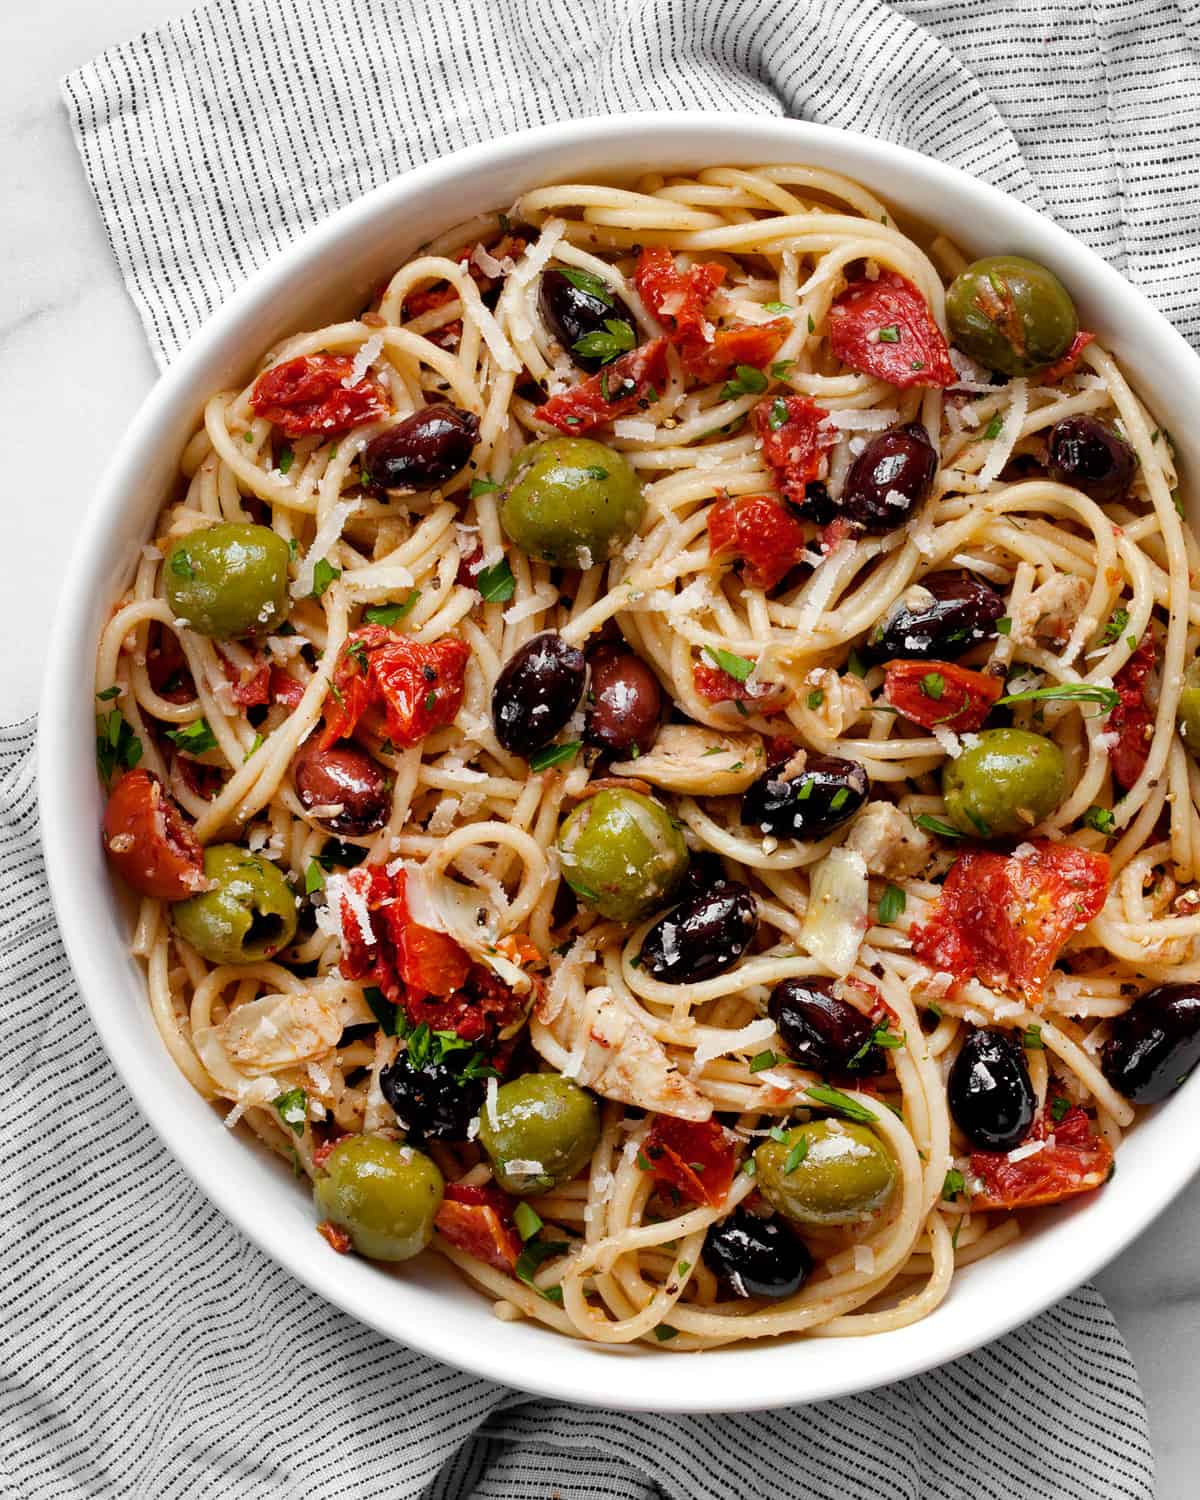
[2,2,1197,1491]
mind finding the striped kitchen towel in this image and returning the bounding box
[19,0,1196,1493]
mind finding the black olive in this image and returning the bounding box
[702,1206,813,1300]
[379,1056,484,1140]
[1101,982,1200,1103]
[584,644,662,756]
[794,480,837,527]
[1047,415,1136,504]
[741,754,868,841]
[841,423,938,533]
[539,266,639,373]
[292,741,391,836]
[492,632,586,756]
[867,570,1005,661]
[948,1028,1036,1151]
[362,405,480,493]
[767,977,886,1076]
[672,850,728,906]
[639,881,757,983]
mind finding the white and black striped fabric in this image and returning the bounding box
[12,0,1191,1492]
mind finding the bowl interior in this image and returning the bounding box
[40,114,1200,1411]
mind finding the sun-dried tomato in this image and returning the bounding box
[102,768,209,901]
[828,272,956,389]
[693,659,785,709]
[316,1220,353,1254]
[539,338,669,434]
[640,1116,735,1209]
[883,659,1002,733]
[228,661,270,707]
[683,318,791,384]
[250,353,391,438]
[752,394,832,506]
[435,1182,522,1271]
[1040,330,1095,384]
[1108,636,1156,790]
[634,246,726,346]
[319,626,468,751]
[969,1104,1112,1210]
[911,839,1110,1003]
[708,493,807,591]
[270,667,306,709]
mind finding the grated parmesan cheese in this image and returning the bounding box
[343,333,384,387]
[691,1018,777,1073]
[1007,1138,1047,1164]
[613,417,657,442]
[852,1244,876,1274]
[975,378,1028,489]
[485,1075,499,1128]
[291,497,361,599]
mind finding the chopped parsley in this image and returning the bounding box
[877,325,900,343]
[1050,1095,1072,1124]
[983,412,1004,440]
[169,549,194,580]
[95,708,143,785]
[573,318,636,364]
[1101,608,1130,644]
[748,1049,777,1074]
[920,671,945,701]
[304,860,325,895]
[806,689,824,709]
[770,359,794,380]
[559,267,613,305]
[703,646,754,683]
[364,590,421,626]
[272,1087,308,1136]
[469,477,500,498]
[878,883,906,925]
[807,314,816,334]
[804,1083,877,1123]
[277,443,294,476]
[244,731,265,762]
[310,558,341,598]
[763,300,792,314]
[720,364,770,401]
[1023,1024,1045,1050]
[1083,806,1116,835]
[529,740,581,772]
[995,615,1012,636]
[476,558,516,603]
[513,1202,543,1242]
[767,396,790,431]
[166,718,217,755]
[914,813,964,839]
[363,985,401,1036]
[783,1135,809,1174]
[846,648,868,678]
[653,1324,679,1342]
[997,682,1120,711]
[514,1238,568,1303]
[829,787,850,811]
[942,1168,965,1200]
[96,685,121,701]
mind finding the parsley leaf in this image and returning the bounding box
[166,718,217,755]
[983,413,1004,440]
[1050,1095,1071,1123]
[573,318,636,364]
[767,395,790,431]
[364,590,421,626]
[1083,806,1116,834]
[1101,608,1129,645]
[304,859,325,894]
[310,558,341,598]
[277,444,294,476]
[272,1087,308,1136]
[846,648,868,678]
[476,558,516,603]
[529,740,581,772]
[920,671,945,701]
[804,1083,877,1123]
[363,985,401,1036]
[942,1167,965,1200]
[763,300,792,314]
[1023,1023,1045,1050]
[653,1324,679,1342]
[877,325,901,343]
[513,1202,543,1242]
[95,685,121,701]
[878,883,906,924]
[720,364,770,401]
[169,549,194,580]
[469,477,501,498]
[95,708,143,785]
[995,615,1012,636]
[806,689,824,709]
[997,682,1120,711]
[783,1135,809,1173]
[914,813,964,839]
[703,646,754,682]
[560,267,613,306]
[748,1049,777,1074]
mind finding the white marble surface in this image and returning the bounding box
[2,0,1197,1490]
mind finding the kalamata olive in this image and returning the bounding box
[1101,982,1200,1103]
[702,1206,813,1300]
[741,754,869,841]
[841,423,938,533]
[948,1028,1036,1151]
[362,405,480,493]
[584,645,662,756]
[1047,415,1136,503]
[292,741,391,835]
[102,767,209,901]
[868,571,1005,661]
[492,632,586,756]
[794,480,837,527]
[767,977,885,1077]
[380,1055,485,1140]
[672,850,728,905]
[639,881,757,983]
[539,266,639,374]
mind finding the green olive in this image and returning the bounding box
[172,844,298,963]
[164,522,291,638]
[477,1072,601,1195]
[313,1135,444,1261]
[754,1120,896,1226]
[1179,659,1200,755]
[946,255,1077,376]
[500,437,644,569]
[557,787,688,922]
[942,727,1065,838]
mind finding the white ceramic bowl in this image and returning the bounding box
[41,113,1200,1411]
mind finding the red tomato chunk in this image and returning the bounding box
[250,353,391,438]
[708,493,807,591]
[318,626,469,751]
[1108,636,1156,791]
[640,1116,735,1208]
[539,339,669,434]
[752,395,832,506]
[883,659,1002,733]
[828,272,956,389]
[911,839,1110,1003]
[970,1105,1113,1210]
[435,1183,522,1271]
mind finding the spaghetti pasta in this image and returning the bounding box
[94,164,1200,1350]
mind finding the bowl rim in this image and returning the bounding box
[39,111,1200,1412]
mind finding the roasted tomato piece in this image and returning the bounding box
[1040,330,1095,384]
[641,1116,735,1208]
[146,626,194,703]
[828,272,956,389]
[249,354,391,438]
[1108,636,1156,790]
[969,1105,1112,1210]
[319,626,469,750]
[227,659,270,707]
[102,768,209,901]
[911,839,1110,1002]
[883,659,1002,733]
[270,667,306,709]
[684,319,791,384]
[539,338,669,434]
[634,246,727,346]
[752,395,832,506]
[435,1182,522,1271]
[693,659,785,709]
[708,493,807,591]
